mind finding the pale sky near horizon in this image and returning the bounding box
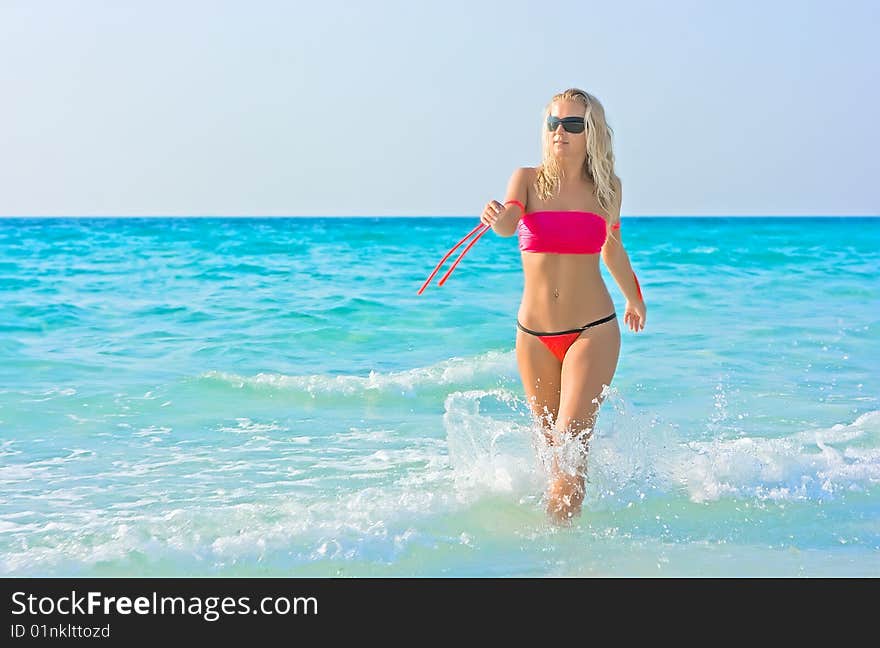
[1,0,877,217]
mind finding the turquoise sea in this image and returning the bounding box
[1,216,878,577]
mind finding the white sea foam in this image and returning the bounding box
[19,387,77,402]
[199,349,518,398]
[665,410,880,502]
[133,425,172,438]
[441,386,672,510]
[440,387,880,509]
[443,388,543,496]
[2,378,878,575]
[215,418,286,435]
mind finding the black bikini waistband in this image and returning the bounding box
[516,312,617,337]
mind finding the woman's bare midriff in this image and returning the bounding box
[517,251,615,330]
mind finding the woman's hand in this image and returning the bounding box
[480,200,504,228]
[624,299,646,332]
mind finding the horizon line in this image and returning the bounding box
[1,214,878,219]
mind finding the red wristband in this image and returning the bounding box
[504,200,525,213]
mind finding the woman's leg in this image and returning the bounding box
[548,318,621,521]
[515,328,562,446]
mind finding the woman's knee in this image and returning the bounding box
[555,412,597,442]
[528,396,557,423]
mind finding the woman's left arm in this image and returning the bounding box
[601,182,646,332]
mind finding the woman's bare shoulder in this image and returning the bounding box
[510,167,538,191]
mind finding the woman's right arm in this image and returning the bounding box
[480,167,530,237]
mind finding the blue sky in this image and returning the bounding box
[1,0,877,216]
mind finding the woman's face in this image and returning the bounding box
[548,99,587,161]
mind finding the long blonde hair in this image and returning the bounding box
[535,88,621,226]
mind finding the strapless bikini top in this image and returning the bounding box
[517,210,618,254]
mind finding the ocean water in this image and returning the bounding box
[0,216,878,577]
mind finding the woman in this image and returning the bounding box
[480,88,646,523]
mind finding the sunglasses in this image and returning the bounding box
[547,115,586,133]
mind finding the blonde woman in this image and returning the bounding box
[480,88,647,523]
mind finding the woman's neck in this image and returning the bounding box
[556,159,585,184]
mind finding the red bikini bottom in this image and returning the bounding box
[516,312,617,362]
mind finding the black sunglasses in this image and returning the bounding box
[547,115,586,133]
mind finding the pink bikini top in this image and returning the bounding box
[517,210,619,254]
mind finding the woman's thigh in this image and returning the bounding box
[515,328,562,433]
[557,318,621,443]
